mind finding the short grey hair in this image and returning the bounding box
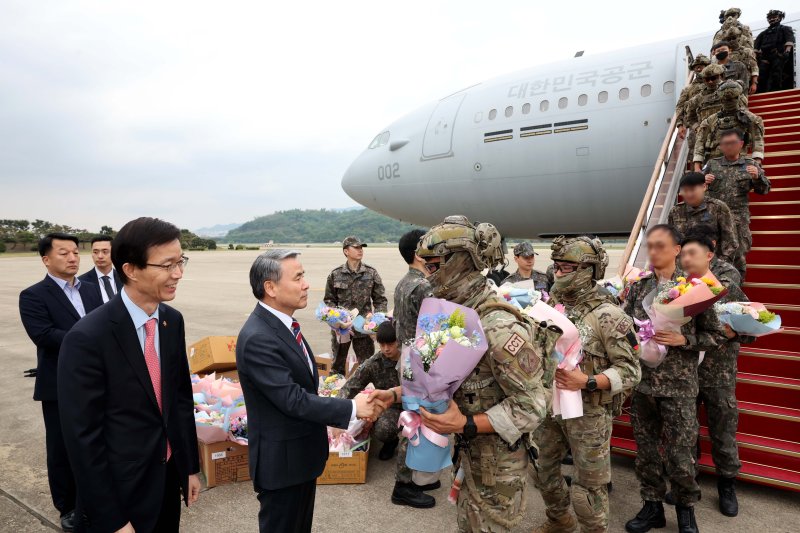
[249,249,301,300]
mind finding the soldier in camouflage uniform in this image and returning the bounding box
[711,41,754,96]
[676,54,712,147]
[693,81,765,169]
[324,236,388,375]
[413,215,558,532]
[684,64,747,134]
[623,224,725,533]
[679,229,756,518]
[394,229,433,346]
[668,172,738,265]
[531,236,641,533]
[502,242,550,291]
[713,8,759,94]
[703,128,771,279]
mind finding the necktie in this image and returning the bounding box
[144,318,171,460]
[291,320,313,373]
[101,275,115,300]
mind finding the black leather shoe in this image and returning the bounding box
[413,480,441,491]
[676,504,699,533]
[391,482,436,508]
[625,500,666,533]
[717,476,738,517]
[379,438,399,461]
[60,510,75,533]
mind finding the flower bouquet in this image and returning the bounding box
[639,275,728,368]
[352,312,389,335]
[400,298,488,472]
[191,373,247,444]
[318,374,346,397]
[523,300,582,419]
[714,302,782,336]
[316,303,358,343]
[497,279,548,309]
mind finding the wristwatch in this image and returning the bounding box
[463,415,478,440]
[586,375,598,392]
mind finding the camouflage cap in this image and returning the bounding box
[550,235,609,280]
[724,7,741,18]
[701,63,725,79]
[719,79,743,98]
[417,215,504,270]
[690,54,712,69]
[342,236,367,248]
[513,242,538,257]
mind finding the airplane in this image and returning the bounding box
[341,13,799,238]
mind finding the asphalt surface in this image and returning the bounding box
[1,247,797,532]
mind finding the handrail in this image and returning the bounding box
[618,48,695,276]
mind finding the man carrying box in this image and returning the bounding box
[339,322,436,509]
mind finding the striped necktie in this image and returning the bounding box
[291,320,313,373]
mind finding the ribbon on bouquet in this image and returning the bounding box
[634,318,667,367]
[398,410,449,449]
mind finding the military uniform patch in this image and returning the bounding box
[615,316,633,335]
[503,333,525,356]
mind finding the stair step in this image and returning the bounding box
[698,457,800,492]
[742,326,800,353]
[750,229,800,246]
[757,113,800,125]
[737,402,800,442]
[748,201,800,216]
[739,346,800,379]
[698,429,800,472]
[750,100,800,114]
[764,131,800,144]
[736,373,800,409]
[744,264,800,286]
[762,151,800,167]
[745,247,800,265]
[742,282,800,306]
[749,215,800,231]
[749,89,800,105]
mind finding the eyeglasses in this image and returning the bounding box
[552,261,579,274]
[146,255,189,273]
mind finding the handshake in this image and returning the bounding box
[353,387,399,422]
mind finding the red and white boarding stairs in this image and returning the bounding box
[615,87,800,492]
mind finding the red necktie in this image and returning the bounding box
[291,320,313,373]
[144,318,171,461]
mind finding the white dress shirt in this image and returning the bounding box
[47,274,86,317]
[258,301,356,421]
[95,267,118,303]
[121,288,160,360]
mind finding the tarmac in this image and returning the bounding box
[1,247,798,532]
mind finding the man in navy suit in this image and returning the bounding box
[58,218,200,533]
[19,233,103,532]
[237,249,385,533]
[78,235,122,303]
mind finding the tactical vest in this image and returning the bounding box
[695,91,723,124]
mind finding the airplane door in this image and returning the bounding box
[421,93,465,160]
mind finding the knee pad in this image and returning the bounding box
[571,483,606,522]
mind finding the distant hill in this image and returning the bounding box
[194,222,242,238]
[225,208,425,243]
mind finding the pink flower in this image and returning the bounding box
[554,304,566,314]
[668,288,680,299]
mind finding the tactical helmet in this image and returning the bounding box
[701,63,725,80]
[724,7,742,18]
[417,215,504,271]
[719,79,743,99]
[767,10,785,20]
[550,236,609,280]
[690,54,712,70]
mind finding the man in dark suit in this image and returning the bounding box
[78,235,122,303]
[58,217,200,533]
[19,232,103,532]
[237,249,384,533]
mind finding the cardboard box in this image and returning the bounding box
[198,369,239,382]
[198,439,251,488]
[315,353,333,377]
[188,336,238,375]
[317,442,370,485]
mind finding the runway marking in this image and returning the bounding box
[0,487,59,531]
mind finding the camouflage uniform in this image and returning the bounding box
[502,270,550,291]
[668,198,738,264]
[694,110,765,164]
[531,237,641,533]
[623,270,725,505]
[721,60,752,92]
[393,267,433,346]
[340,351,411,482]
[418,216,556,532]
[705,155,771,279]
[324,261,388,375]
[684,65,748,130]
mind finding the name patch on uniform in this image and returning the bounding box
[503,333,525,356]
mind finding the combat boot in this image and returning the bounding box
[717,476,738,517]
[625,501,666,533]
[391,482,435,509]
[532,513,577,533]
[676,504,699,533]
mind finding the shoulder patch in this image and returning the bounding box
[503,333,525,356]
[615,314,633,334]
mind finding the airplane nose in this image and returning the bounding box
[341,151,369,204]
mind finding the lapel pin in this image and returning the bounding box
[162,320,167,327]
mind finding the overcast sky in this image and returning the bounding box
[0,0,773,231]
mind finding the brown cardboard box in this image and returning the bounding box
[188,336,238,375]
[315,353,333,377]
[198,439,250,488]
[198,369,239,382]
[316,442,370,485]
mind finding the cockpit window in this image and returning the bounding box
[368,131,391,149]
